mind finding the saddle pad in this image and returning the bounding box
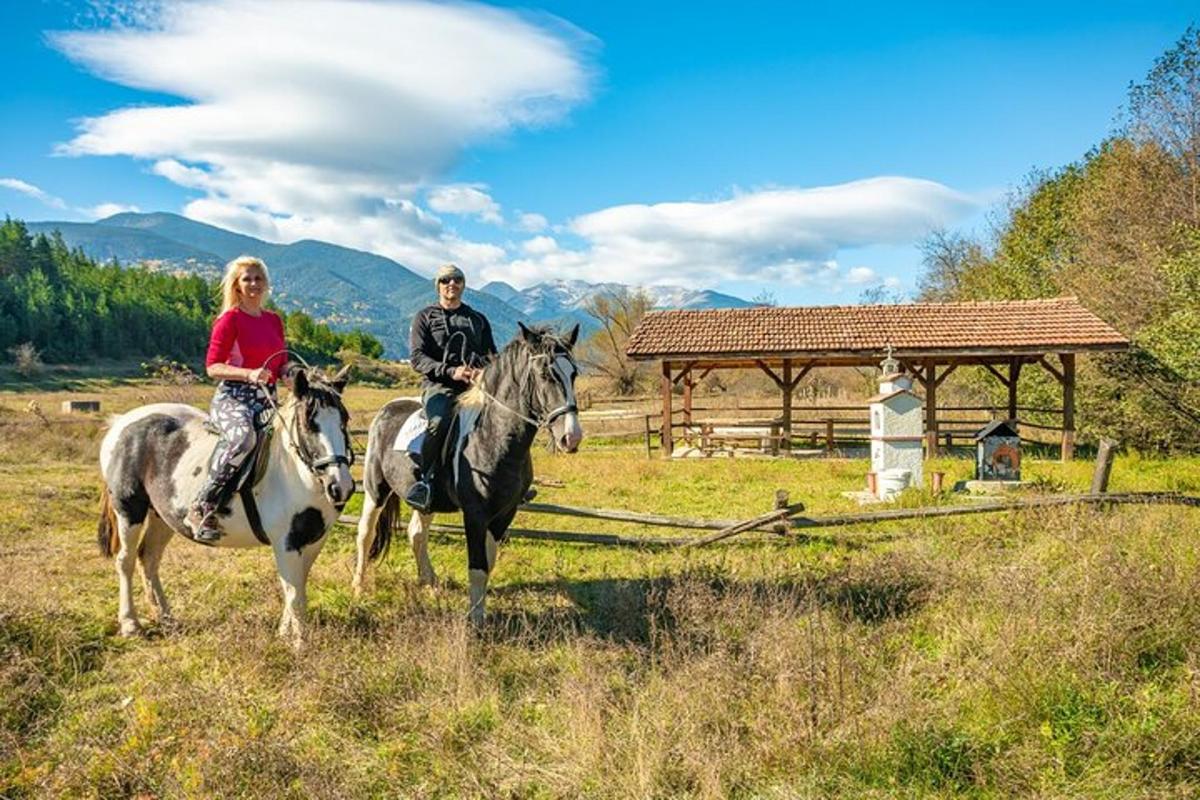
[392,410,426,454]
[390,404,484,492]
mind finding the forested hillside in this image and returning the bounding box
[920,27,1200,450]
[0,218,382,367]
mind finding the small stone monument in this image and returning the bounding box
[868,348,923,496]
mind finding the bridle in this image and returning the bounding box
[285,393,355,476]
[257,369,355,477]
[475,348,579,430]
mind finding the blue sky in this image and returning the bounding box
[1,0,1195,304]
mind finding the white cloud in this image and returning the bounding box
[427,184,503,225]
[845,266,879,285]
[49,0,594,273]
[480,178,977,288]
[0,178,67,209]
[0,177,140,220]
[82,202,141,219]
[516,212,549,232]
[520,235,559,255]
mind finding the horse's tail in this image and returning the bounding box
[97,485,119,558]
[369,492,400,562]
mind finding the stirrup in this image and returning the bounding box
[186,505,222,543]
[405,480,432,512]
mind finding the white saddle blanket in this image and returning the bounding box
[392,405,483,488]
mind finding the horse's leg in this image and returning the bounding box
[273,536,325,648]
[465,512,497,628]
[138,513,175,626]
[115,514,147,637]
[408,510,436,587]
[353,489,381,597]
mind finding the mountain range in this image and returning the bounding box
[27,212,753,357]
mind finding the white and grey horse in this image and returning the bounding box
[96,368,355,645]
[353,323,584,625]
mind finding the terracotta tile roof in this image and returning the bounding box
[626,297,1129,359]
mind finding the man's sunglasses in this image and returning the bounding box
[438,276,464,285]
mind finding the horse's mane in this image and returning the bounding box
[276,373,349,431]
[458,326,568,411]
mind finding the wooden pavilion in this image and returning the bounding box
[624,297,1130,460]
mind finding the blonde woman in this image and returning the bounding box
[187,256,288,542]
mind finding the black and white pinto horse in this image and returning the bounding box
[353,323,584,625]
[97,369,355,646]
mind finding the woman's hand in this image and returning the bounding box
[247,367,272,385]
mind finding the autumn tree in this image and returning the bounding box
[578,287,654,395]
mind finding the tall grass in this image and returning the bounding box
[2,385,1199,797]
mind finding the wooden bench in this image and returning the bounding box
[695,419,783,456]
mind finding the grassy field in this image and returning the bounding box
[2,379,1200,798]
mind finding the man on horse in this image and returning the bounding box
[404,263,497,512]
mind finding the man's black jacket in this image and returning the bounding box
[408,303,497,390]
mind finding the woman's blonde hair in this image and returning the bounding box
[219,256,270,313]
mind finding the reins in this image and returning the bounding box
[253,348,354,477]
[471,350,578,431]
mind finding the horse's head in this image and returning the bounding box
[518,321,584,453]
[289,365,355,508]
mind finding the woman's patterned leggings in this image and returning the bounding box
[205,380,274,489]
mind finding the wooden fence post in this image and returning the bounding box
[825,418,834,452]
[1090,439,1117,494]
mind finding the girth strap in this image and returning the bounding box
[239,483,270,545]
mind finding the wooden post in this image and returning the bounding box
[1007,359,1021,421]
[1061,353,1075,462]
[781,359,793,452]
[661,360,674,458]
[644,414,653,459]
[825,418,835,452]
[682,373,694,448]
[1090,438,1117,494]
[924,359,939,457]
[773,489,790,535]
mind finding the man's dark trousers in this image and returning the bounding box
[419,383,460,480]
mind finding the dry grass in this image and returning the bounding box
[2,382,1200,798]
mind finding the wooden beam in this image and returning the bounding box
[682,371,694,430]
[755,359,784,388]
[1061,353,1076,461]
[787,361,815,390]
[671,360,696,386]
[781,359,792,451]
[661,360,673,458]
[934,363,959,389]
[1008,359,1022,420]
[1037,355,1065,385]
[981,363,1010,386]
[924,358,939,456]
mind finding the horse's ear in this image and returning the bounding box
[293,368,310,398]
[518,321,534,342]
[331,364,351,394]
[565,323,580,348]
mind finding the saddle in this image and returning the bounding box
[393,403,483,508]
[204,420,275,544]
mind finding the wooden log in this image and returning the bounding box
[520,501,804,531]
[789,492,1200,529]
[678,503,805,548]
[61,400,100,413]
[1090,439,1117,494]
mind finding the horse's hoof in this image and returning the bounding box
[118,619,143,637]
